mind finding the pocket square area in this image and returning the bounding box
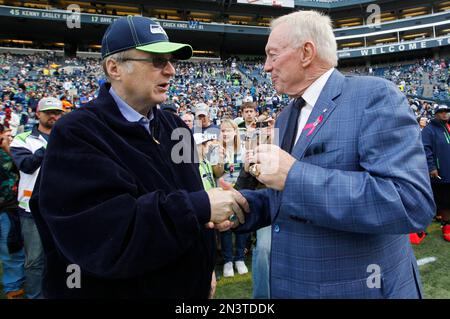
[304,143,325,157]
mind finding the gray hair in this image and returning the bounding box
[271,10,338,67]
[181,112,194,121]
[102,50,135,80]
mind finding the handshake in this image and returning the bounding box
[205,178,250,232]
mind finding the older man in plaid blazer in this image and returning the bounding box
[219,11,435,299]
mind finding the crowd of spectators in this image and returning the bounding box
[1,52,450,136]
[347,58,450,101]
[0,52,289,135]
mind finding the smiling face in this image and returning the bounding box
[264,23,304,97]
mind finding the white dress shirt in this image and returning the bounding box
[294,68,335,144]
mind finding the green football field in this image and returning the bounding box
[1,220,448,299]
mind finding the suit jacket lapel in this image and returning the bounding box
[291,70,345,159]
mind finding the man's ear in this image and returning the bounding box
[106,58,121,81]
[299,41,317,68]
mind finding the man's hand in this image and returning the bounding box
[209,271,216,299]
[205,179,250,232]
[206,178,249,226]
[248,144,296,191]
[430,169,441,179]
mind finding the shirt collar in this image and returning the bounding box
[109,86,154,124]
[302,68,335,108]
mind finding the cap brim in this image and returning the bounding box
[39,107,64,112]
[136,42,193,60]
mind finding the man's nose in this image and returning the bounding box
[164,61,176,76]
[264,58,272,72]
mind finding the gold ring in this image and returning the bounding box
[249,164,260,177]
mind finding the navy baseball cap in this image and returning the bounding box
[101,16,193,60]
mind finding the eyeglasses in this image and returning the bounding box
[119,57,178,69]
[40,110,64,116]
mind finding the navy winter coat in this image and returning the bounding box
[31,83,215,298]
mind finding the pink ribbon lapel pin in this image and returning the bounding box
[303,108,328,136]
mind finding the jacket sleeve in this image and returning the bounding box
[37,119,211,279]
[421,126,437,172]
[282,80,435,234]
[234,169,260,190]
[233,188,272,234]
[9,140,45,174]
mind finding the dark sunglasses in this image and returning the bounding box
[119,57,178,69]
[40,110,64,116]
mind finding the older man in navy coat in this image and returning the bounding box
[31,16,248,299]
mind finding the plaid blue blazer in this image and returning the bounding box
[240,70,435,299]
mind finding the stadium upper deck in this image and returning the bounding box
[0,0,449,62]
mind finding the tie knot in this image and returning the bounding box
[295,97,306,109]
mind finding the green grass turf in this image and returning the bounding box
[410,221,450,299]
[1,221,448,299]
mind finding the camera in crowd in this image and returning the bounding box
[245,115,274,148]
[243,115,274,172]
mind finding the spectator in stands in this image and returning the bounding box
[217,119,249,277]
[60,96,73,112]
[193,132,218,298]
[160,102,178,114]
[235,114,275,299]
[226,10,434,299]
[181,112,194,130]
[30,16,248,299]
[27,93,39,112]
[194,102,220,138]
[238,102,257,131]
[24,107,38,132]
[421,104,450,242]
[9,97,64,299]
[0,124,25,299]
[421,102,434,119]
[244,91,254,103]
[418,116,428,130]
